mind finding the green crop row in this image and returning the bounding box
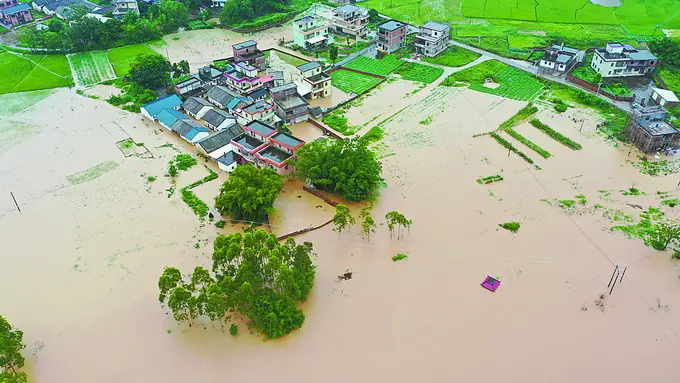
[529,119,582,150]
[506,128,551,159]
[489,132,534,165]
[476,174,504,184]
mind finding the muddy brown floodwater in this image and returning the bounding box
[2,61,680,382]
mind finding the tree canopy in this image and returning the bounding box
[0,315,26,383]
[294,138,383,201]
[649,37,680,70]
[129,53,172,90]
[333,204,355,235]
[150,0,191,33]
[158,230,316,338]
[214,165,283,222]
[219,0,290,26]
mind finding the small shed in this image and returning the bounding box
[651,88,679,108]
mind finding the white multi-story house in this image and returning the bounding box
[591,43,658,78]
[331,4,368,38]
[538,44,584,72]
[413,21,450,57]
[112,0,138,19]
[293,15,334,50]
[297,61,331,99]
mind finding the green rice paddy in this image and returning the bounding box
[107,43,159,76]
[421,45,481,67]
[343,55,404,76]
[0,51,72,94]
[330,69,383,94]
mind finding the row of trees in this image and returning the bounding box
[0,315,27,383]
[219,0,290,26]
[648,37,680,70]
[333,205,411,241]
[18,0,190,52]
[158,230,316,338]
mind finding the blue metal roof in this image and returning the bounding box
[185,127,210,141]
[156,108,187,127]
[1,3,31,14]
[141,95,182,118]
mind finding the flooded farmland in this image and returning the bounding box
[2,38,680,382]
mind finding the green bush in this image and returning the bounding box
[554,103,568,113]
[215,220,226,228]
[174,154,197,171]
[181,188,209,219]
[229,324,238,336]
[392,253,408,262]
[476,174,504,184]
[499,222,521,233]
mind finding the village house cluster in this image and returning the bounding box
[0,0,139,27]
[141,40,335,175]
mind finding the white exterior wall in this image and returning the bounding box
[539,60,555,69]
[141,107,155,121]
[218,161,237,172]
[208,144,234,160]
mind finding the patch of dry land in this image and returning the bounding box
[2,65,680,383]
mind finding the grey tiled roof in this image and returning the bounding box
[182,97,212,115]
[202,108,234,128]
[197,125,245,153]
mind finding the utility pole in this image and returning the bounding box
[579,119,585,132]
[10,192,20,212]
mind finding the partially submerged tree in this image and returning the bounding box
[360,206,376,241]
[333,204,355,235]
[129,53,172,90]
[0,315,27,382]
[214,164,283,222]
[157,230,316,338]
[385,211,413,239]
[294,138,383,201]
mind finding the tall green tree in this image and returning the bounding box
[158,230,316,338]
[153,0,190,33]
[129,53,172,90]
[360,206,376,241]
[649,219,680,251]
[171,60,190,77]
[214,165,283,222]
[385,210,412,239]
[333,204,355,235]
[329,44,339,65]
[0,315,26,377]
[158,267,182,303]
[294,138,383,201]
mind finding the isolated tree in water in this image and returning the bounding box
[360,206,376,241]
[333,204,355,235]
[385,211,413,239]
[157,230,316,338]
[0,315,27,383]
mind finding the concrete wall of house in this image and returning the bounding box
[141,108,154,121]
[218,161,237,173]
[189,132,210,143]
[592,53,657,78]
[208,144,234,159]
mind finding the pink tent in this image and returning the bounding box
[481,275,501,292]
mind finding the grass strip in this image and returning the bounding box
[499,103,538,130]
[181,187,208,219]
[489,132,534,165]
[529,119,582,150]
[476,174,504,184]
[506,128,551,158]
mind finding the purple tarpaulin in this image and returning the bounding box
[481,275,501,292]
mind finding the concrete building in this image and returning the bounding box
[651,88,679,108]
[174,76,202,97]
[211,0,227,7]
[377,20,408,53]
[224,62,263,95]
[202,108,237,131]
[232,40,265,71]
[170,119,210,144]
[216,151,240,173]
[233,99,278,126]
[331,4,368,37]
[181,97,213,119]
[231,133,268,163]
[626,105,679,153]
[591,43,658,78]
[293,15,334,51]
[112,0,138,19]
[197,124,245,160]
[270,83,309,124]
[297,61,331,99]
[0,1,32,26]
[414,21,450,57]
[538,44,584,72]
[205,85,252,110]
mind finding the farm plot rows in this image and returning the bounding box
[68,51,117,87]
[107,43,159,76]
[343,55,404,76]
[330,69,382,94]
[468,66,544,101]
[396,63,444,84]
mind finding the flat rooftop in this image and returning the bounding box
[378,20,406,31]
[233,40,256,50]
[276,95,308,110]
[232,134,265,151]
[245,120,276,136]
[639,120,679,136]
[258,145,292,164]
[271,132,304,149]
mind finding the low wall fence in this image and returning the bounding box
[565,73,634,102]
[308,118,344,139]
[275,185,339,241]
[333,44,376,68]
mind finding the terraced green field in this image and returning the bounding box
[68,51,116,87]
[108,43,159,76]
[343,55,404,76]
[330,69,382,94]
